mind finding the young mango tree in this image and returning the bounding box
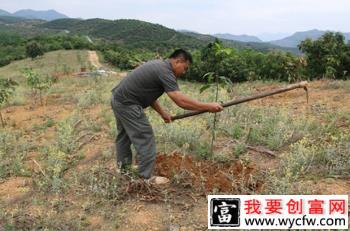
[23,68,52,106]
[200,40,233,154]
[0,78,18,127]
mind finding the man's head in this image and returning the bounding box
[169,49,192,77]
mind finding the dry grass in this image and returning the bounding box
[0,50,349,230]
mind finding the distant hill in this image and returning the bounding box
[0,15,46,26]
[0,9,68,21]
[181,31,300,54]
[270,29,350,48]
[0,15,31,24]
[0,9,11,16]
[214,33,262,43]
[0,16,60,37]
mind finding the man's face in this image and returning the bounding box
[173,59,190,77]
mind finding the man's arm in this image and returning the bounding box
[166,91,223,112]
[150,100,172,123]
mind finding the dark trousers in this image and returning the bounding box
[111,97,156,179]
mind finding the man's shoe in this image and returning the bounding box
[146,176,170,185]
[131,165,138,171]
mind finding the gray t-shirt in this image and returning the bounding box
[112,59,179,108]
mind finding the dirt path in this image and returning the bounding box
[88,50,102,68]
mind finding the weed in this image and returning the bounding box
[80,164,121,202]
[0,129,31,180]
[32,117,56,131]
[220,106,310,151]
[76,89,102,108]
[34,146,69,193]
[56,118,79,154]
[233,142,247,159]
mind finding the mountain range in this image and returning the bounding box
[214,33,262,43]
[269,29,350,47]
[213,30,350,47]
[0,9,68,21]
[1,8,349,51]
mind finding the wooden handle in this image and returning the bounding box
[171,81,308,121]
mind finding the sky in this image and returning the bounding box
[2,0,350,41]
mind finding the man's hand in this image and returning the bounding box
[206,102,223,113]
[151,100,172,123]
[161,111,172,123]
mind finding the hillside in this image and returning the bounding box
[0,15,301,54]
[39,18,301,53]
[0,15,45,25]
[0,50,90,82]
[0,16,65,38]
[270,29,350,48]
[38,18,207,50]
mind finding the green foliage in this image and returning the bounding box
[0,79,18,104]
[198,41,234,154]
[219,105,310,151]
[39,18,206,51]
[25,41,44,59]
[186,41,305,83]
[0,130,31,180]
[23,68,52,106]
[324,134,350,177]
[0,78,18,126]
[35,146,69,193]
[198,41,234,93]
[299,32,350,79]
[34,116,83,193]
[280,132,350,180]
[0,32,26,66]
[56,119,78,154]
[103,49,137,70]
[0,32,93,67]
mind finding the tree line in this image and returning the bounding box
[1,31,349,81]
[186,32,350,82]
[0,33,95,66]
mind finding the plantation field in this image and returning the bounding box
[0,50,349,230]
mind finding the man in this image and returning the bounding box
[111,49,223,184]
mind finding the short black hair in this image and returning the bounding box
[169,49,193,64]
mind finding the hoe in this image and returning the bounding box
[171,81,309,121]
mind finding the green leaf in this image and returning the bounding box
[199,84,211,93]
[202,72,215,83]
